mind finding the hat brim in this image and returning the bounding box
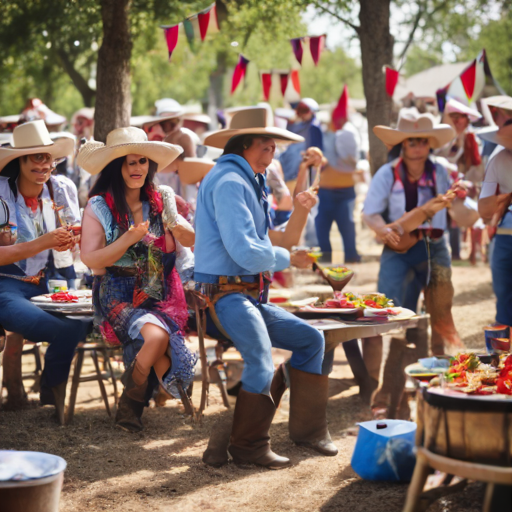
[476,125,512,150]
[142,111,185,130]
[0,137,75,173]
[203,127,304,149]
[76,140,183,176]
[175,158,215,185]
[373,124,455,149]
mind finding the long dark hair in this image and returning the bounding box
[2,156,55,200]
[88,156,158,229]
[223,135,255,156]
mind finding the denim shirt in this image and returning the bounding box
[0,175,80,277]
[194,154,290,277]
[363,158,451,230]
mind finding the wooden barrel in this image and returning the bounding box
[417,388,512,466]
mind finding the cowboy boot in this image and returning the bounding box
[115,391,144,433]
[121,359,148,403]
[288,367,338,456]
[228,389,291,470]
[202,410,235,467]
[270,363,288,408]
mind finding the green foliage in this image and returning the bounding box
[402,44,443,77]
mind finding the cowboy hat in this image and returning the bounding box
[0,120,75,172]
[373,108,455,149]
[76,126,183,176]
[203,107,304,149]
[475,123,512,150]
[142,98,185,131]
[444,98,482,123]
[483,95,512,112]
[174,158,215,185]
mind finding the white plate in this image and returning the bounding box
[300,305,359,314]
[427,386,512,402]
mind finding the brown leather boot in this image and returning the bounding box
[202,410,234,467]
[121,359,148,403]
[288,367,338,456]
[228,389,291,470]
[115,391,144,432]
[52,381,67,425]
[270,363,287,408]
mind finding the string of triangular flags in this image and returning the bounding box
[290,36,326,66]
[161,2,220,61]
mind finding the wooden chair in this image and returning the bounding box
[21,342,43,393]
[403,446,512,512]
[65,342,119,425]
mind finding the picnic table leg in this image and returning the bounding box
[342,338,376,404]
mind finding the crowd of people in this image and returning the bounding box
[0,90,511,469]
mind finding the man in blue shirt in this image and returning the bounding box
[195,108,337,470]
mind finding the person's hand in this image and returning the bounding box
[290,250,315,269]
[125,220,149,244]
[421,195,452,218]
[379,224,402,247]
[42,227,76,251]
[294,190,318,211]
[159,184,179,229]
[301,147,325,169]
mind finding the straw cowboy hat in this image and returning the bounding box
[76,126,183,176]
[476,123,512,150]
[373,108,455,149]
[204,107,304,149]
[142,98,185,131]
[174,157,215,185]
[0,120,75,172]
[444,98,482,123]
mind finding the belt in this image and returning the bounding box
[106,266,138,277]
[194,272,259,284]
[496,227,512,236]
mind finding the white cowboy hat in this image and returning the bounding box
[0,120,75,172]
[142,98,185,131]
[174,158,215,185]
[297,98,320,112]
[76,126,183,176]
[203,107,304,149]
[373,108,455,149]
[181,112,212,125]
[444,98,482,123]
[483,95,512,112]
[476,123,512,150]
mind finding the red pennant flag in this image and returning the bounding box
[231,55,249,94]
[261,73,272,101]
[332,84,349,129]
[163,25,180,61]
[211,2,220,30]
[198,9,210,41]
[309,35,325,66]
[291,70,301,94]
[280,73,289,97]
[385,67,399,97]
[460,59,477,101]
[290,38,303,65]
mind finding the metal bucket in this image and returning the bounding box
[0,451,67,512]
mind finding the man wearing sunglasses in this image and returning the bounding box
[362,108,458,419]
[0,120,88,420]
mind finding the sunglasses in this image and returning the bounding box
[127,157,148,165]
[406,138,429,147]
[28,153,53,165]
[448,113,468,121]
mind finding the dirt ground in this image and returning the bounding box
[0,251,495,512]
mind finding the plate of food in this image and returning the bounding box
[299,292,396,315]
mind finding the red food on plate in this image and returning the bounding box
[51,292,79,303]
[269,297,288,303]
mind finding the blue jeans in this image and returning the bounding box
[491,235,512,326]
[215,293,325,394]
[315,187,360,262]
[0,277,90,389]
[378,237,451,311]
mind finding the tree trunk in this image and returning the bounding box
[94,0,132,143]
[358,0,394,174]
[207,51,228,129]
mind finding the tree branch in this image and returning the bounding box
[312,2,360,33]
[397,1,425,69]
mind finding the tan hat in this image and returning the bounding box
[373,108,455,149]
[0,120,75,172]
[76,126,183,176]
[174,157,215,185]
[476,123,512,150]
[142,98,185,131]
[204,107,304,149]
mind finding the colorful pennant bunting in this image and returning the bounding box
[385,67,399,97]
[309,35,325,66]
[332,84,349,129]
[261,73,272,101]
[280,73,289,97]
[290,38,303,65]
[460,59,477,101]
[291,70,301,95]
[198,9,211,40]
[163,25,179,61]
[231,55,250,94]
[183,18,198,52]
